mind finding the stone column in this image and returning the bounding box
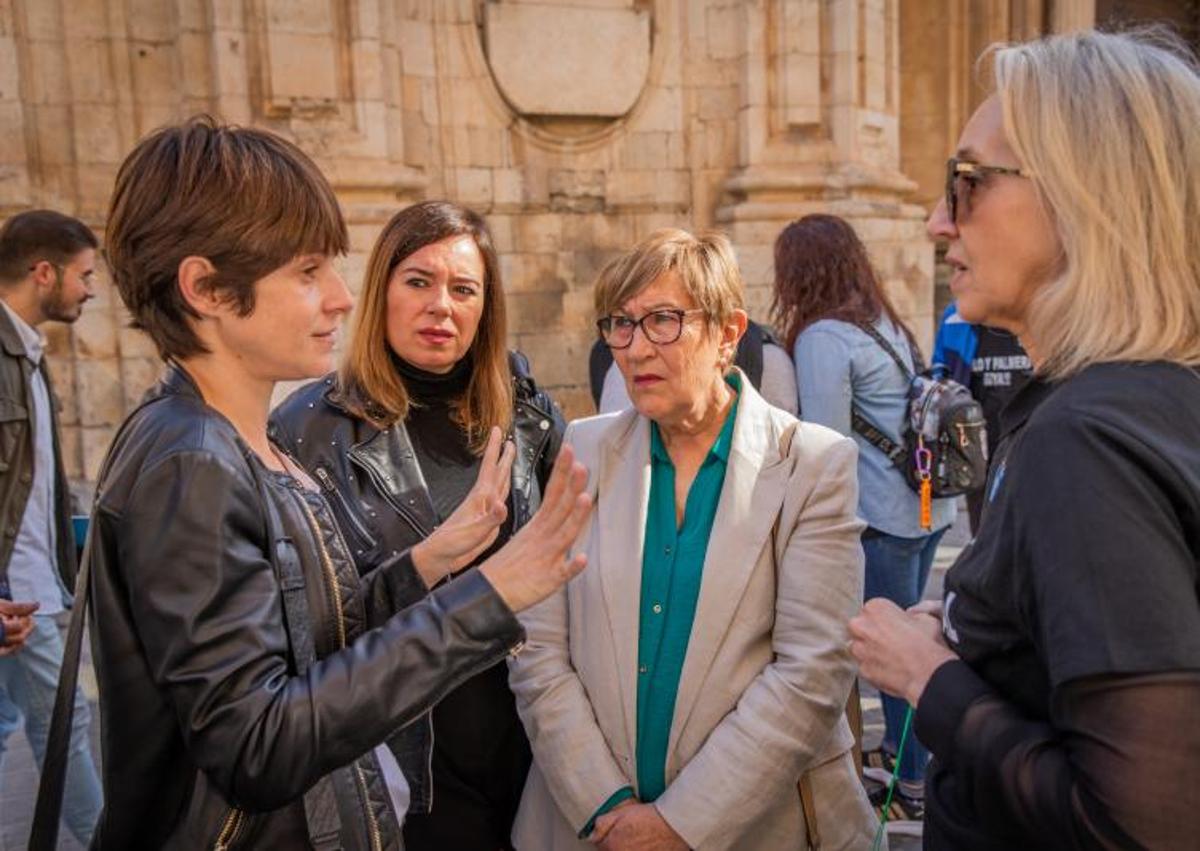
[713,0,935,346]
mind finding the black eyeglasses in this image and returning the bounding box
[597,308,706,349]
[945,157,1031,223]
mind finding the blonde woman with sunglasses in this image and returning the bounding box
[850,29,1200,850]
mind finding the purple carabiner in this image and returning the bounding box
[914,437,933,479]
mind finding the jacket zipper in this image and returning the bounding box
[349,453,431,538]
[313,466,378,549]
[212,807,245,851]
[297,497,383,851]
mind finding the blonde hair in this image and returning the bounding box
[992,29,1200,378]
[593,228,745,325]
[339,201,511,452]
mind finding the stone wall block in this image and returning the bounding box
[117,325,160,360]
[487,214,514,253]
[58,424,82,482]
[513,330,589,389]
[398,20,436,76]
[27,40,70,105]
[706,4,740,60]
[352,40,385,102]
[81,425,115,483]
[119,355,162,412]
[69,38,118,105]
[128,0,178,41]
[0,36,20,102]
[75,357,123,427]
[0,102,25,164]
[506,291,565,334]
[548,385,592,422]
[72,310,118,359]
[45,354,77,426]
[451,167,492,207]
[73,104,122,165]
[636,86,683,133]
[22,2,65,42]
[734,244,775,289]
[548,170,606,214]
[266,0,333,34]
[516,214,562,254]
[493,169,523,207]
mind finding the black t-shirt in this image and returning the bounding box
[969,327,1031,460]
[920,361,1200,848]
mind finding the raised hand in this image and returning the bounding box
[411,426,515,587]
[478,443,592,614]
[0,599,39,656]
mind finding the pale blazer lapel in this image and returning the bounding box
[667,381,791,757]
[596,410,651,758]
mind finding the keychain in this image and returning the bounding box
[916,437,933,531]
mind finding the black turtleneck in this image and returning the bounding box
[395,354,529,851]
[393,355,483,527]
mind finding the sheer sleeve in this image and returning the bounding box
[918,661,1200,849]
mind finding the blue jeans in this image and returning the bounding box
[0,614,102,845]
[862,527,947,786]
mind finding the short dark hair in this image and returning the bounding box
[0,210,98,284]
[105,115,349,361]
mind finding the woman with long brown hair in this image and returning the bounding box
[772,213,956,825]
[270,200,565,850]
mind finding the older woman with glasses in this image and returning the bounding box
[508,229,878,850]
[850,30,1200,849]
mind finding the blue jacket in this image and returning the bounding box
[932,302,978,386]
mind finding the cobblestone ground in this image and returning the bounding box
[0,511,970,850]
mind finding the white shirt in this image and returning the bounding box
[1,301,64,613]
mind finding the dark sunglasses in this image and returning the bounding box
[945,157,1031,223]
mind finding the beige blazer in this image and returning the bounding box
[508,374,879,850]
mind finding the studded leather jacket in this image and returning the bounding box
[87,364,525,850]
[268,351,565,812]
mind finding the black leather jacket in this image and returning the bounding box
[88,364,524,850]
[268,351,565,812]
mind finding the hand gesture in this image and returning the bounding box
[478,443,591,613]
[0,599,39,656]
[411,426,515,586]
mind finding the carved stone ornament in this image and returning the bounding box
[482,1,652,119]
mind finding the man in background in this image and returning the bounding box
[0,210,102,844]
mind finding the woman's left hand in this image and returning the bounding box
[594,803,687,851]
[849,598,958,706]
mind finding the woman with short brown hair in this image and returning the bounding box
[271,200,565,850]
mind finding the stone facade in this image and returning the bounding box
[1,0,1193,498]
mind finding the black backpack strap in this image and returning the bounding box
[735,321,766,389]
[855,321,915,381]
[29,524,92,850]
[588,338,613,409]
[850,406,908,467]
[31,393,169,850]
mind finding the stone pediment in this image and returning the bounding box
[482,2,651,118]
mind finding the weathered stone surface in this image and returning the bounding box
[0,0,1012,498]
[483,3,650,117]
